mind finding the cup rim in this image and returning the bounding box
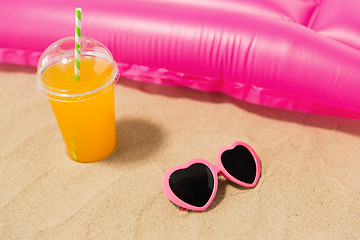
[36,37,119,102]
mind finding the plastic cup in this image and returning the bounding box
[36,37,119,163]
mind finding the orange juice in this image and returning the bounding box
[42,57,117,163]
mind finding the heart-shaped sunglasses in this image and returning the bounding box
[162,141,261,211]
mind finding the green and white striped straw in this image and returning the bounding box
[74,8,82,81]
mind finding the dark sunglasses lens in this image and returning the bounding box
[221,145,256,184]
[169,163,214,207]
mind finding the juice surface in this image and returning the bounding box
[42,57,114,95]
[43,57,116,163]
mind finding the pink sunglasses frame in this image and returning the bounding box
[162,141,261,211]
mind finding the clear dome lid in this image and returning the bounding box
[36,37,119,102]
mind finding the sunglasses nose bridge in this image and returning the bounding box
[209,162,221,177]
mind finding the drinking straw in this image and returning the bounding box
[73,8,81,161]
[74,8,82,81]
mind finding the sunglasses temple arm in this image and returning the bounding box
[180,207,186,212]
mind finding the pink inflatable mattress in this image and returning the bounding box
[1,0,359,118]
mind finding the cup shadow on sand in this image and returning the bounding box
[101,117,165,166]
